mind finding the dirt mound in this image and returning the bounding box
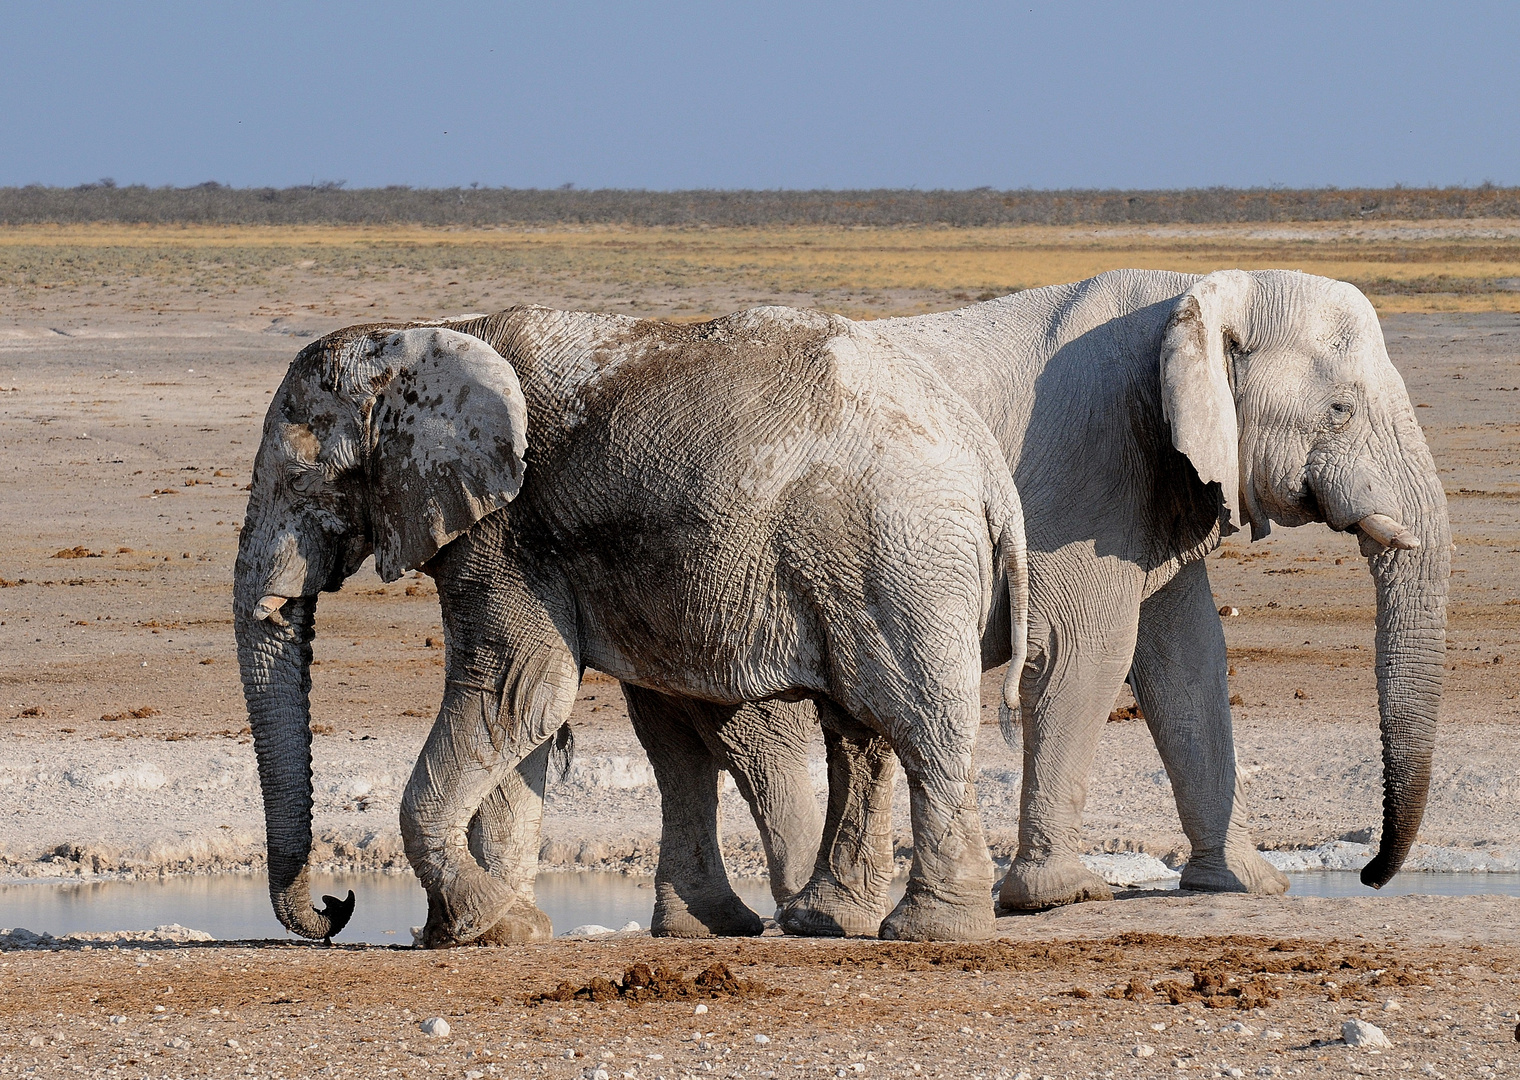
[527,961,772,1006]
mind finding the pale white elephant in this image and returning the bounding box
[770,268,1449,933]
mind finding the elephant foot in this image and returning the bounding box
[778,876,889,938]
[996,856,1113,912]
[473,896,554,944]
[1179,845,1289,895]
[650,882,764,938]
[416,884,514,949]
[878,885,993,942]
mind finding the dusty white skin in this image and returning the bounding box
[772,269,1449,927]
[639,269,1447,936]
[234,310,1028,945]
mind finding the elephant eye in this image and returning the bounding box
[1327,401,1354,429]
[287,460,326,494]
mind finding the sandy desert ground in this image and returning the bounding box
[0,223,1517,1077]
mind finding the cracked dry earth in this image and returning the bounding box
[4,895,1520,1079]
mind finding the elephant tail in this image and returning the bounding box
[549,721,575,783]
[995,491,1029,749]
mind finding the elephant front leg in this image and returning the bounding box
[998,587,1141,912]
[625,686,763,937]
[779,706,896,937]
[465,736,557,944]
[1131,560,1288,896]
[702,698,825,908]
[402,693,526,948]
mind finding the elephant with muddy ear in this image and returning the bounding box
[234,306,1030,945]
[630,269,1447,937]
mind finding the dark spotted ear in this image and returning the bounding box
[366,328,528,580]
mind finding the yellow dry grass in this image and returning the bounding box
[4,221,1520,314]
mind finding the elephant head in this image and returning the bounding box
[1159,269,1449,888]
[233,325,528,938]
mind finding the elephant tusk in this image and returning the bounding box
[1357,513,1421,551]
[254,595,290,626]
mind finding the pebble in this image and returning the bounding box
[1220,1021,1256,1036]
[1341,1018,1393,1049]
[693,1004,708,1015]
[754,1034,771,1045]
[1130,1043,1155,1058]
[108,1015,127,1025]
[1383,998,1402,1012]
[419,1017,450,1038]
[225,1038,240,1049]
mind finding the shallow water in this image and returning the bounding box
[1,871,1517,945]
[0,872,777,945]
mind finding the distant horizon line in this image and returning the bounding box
[6,185,1520,227]
[5,181,1516,194]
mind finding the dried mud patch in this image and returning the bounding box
[526,961,775,1006]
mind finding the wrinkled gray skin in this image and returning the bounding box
[755,268,1448,930]
[233,306,1029,945]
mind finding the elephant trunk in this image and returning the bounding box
[234,584,353,939]
[1358,489,1450,888]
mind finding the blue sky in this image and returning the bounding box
[3,2,1517,190]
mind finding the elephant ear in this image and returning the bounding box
[1158,270,1256,538]
[366,327,528,581]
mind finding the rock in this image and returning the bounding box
[618,921,641,932]
[226,1038,240,1048]
[1219,605,1240,617]
[1341,1018,1392,1049]
[1383,998,1402,1012]
[1131,1044,1155,1058]
[1220,1021,1256,1035]
[754,1034,770,1044]
[565,924,615,938]
[108,1015,127,1025]
[1080,852,1180,886]
[419,1017,450,1038]
[693,1004,708,1015]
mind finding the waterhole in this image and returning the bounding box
[1,871,1516,945]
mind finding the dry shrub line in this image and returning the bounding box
[527,962,772,1006]
[6,184,1520,226]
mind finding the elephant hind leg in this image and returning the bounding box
[876,698,997,943]
[624,685,763,938]
[778,701,896,938]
